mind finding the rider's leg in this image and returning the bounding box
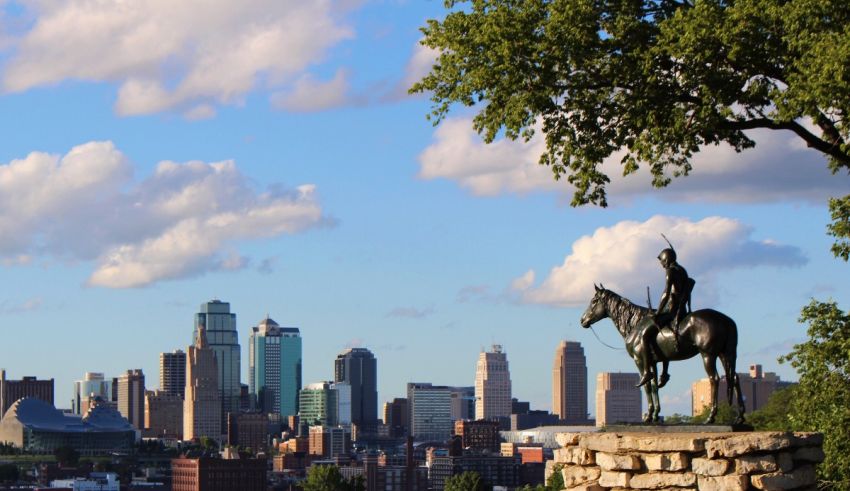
[636,326,658,387]
[658,361,670,388]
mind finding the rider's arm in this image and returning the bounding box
[656,270,673,314]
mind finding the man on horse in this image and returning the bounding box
[636,243,695,387]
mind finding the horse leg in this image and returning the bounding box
[721,352,746,424]
[701,353,719,424]
[642,378,654,424]
[651,377,661,423]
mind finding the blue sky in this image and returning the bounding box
[0,0,847,417]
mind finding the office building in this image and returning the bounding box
[407,383,453,441]
[248,317,302,417]
[184,326,222,440]
[171,457,266,491]
[72,372,112,415]
[227,412,268,453]
[308,425,351,458]
[299,382,340,428]
[0,397,135,455]
[595,372,642,426]
[117,369,145,430]
[194,300,241,426]
[553,341,588,424]
[427,452,521,491]
[692,364,790,415]
[475,345,512,420]
[383,398,408,438]
[160,350,186,398]
[455,419,501,452]
[335,348,378,428]
[450,386,475,421]
[145,390,183,439]
[0,370,54,416]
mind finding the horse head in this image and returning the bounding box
[580,284,610,328]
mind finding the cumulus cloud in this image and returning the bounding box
[272,69,357,112]
[418,118,850,204]
[0,142,326,287]
[514,215,806,307]
[3,1,355,116]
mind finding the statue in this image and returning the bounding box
[579,240,745,424]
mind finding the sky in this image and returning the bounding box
[0,0,847,418]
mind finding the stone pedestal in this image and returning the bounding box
[550,431,823,490]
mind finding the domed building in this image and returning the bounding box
[0,397,135,455]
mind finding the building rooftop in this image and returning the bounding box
[2,397,134,433]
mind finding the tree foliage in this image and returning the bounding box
[413,0,850,248]
[778,300,850,488]
[53,446,80,467]
[445,471,489,491]
[746,385,796,431]
[303,465,365,491]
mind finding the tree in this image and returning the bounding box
[303,465,364,491]
[0,464,18,483]
[53,445,80,467]
[412,0,850,251]
[546,462,565,491]
[747,385,796,431]
[779,300,850,488]
[445,471,488,491]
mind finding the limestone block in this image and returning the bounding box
[556,432,583,447]
[705,433,793,458]
[735,454,777,474]
[789,432,824,447]
[562,465,601,487]
[751,465,816,490]
[555,446,596,465]
[792,446,825,463]
[566,484,604,491]
[697,474,749,491]
[629,471,696,489]
[776,452,793,472]
[599,470,631,488]
[596,452,641,471]
[621,434,707,453]
[691,458,729,476]
[580,433,623,453]
[644,452,689,471]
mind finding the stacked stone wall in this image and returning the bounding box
[548,431,823,490]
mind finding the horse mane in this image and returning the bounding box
[601,289,652,335]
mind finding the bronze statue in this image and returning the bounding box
[579,248,745,423]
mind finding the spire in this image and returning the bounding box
[196,325,208,349]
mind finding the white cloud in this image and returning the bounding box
[386,41,439,101]
[418,118,850,204]
[3,1,355,116]
[0,142,326,287]
[516,215,806,307]
[271,69,355,113]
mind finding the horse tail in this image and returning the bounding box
[719,316,745,420]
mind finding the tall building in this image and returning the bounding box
[383,398,408,437]
[0,370,54,416]
[194,300,240,426]
[117,369,145,430]
[334,348,378,427]
[450,386,475,421]
[145,390,183,439]
[298,382,342,428]
[552,341,588,423]
[184,326,222,441]
[407,383,453,441]
[475,345,512,420]
[595,372,642,427]
[248,317,302,417]
[160,350,186,398]
[692,364,790,416]
[72,372,112,415]
[454,420,501,452]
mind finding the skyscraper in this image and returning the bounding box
[298,382,340,427]
[194,300,240,427]
[117,369,145,430]
[407,383,452,441]
[72,372,112,415]
[596,372,642,426]
[334,348,377,427]
[475,345,512,420]
[184,326,222,440]
[553,340,588,423]
[160,350,186,398]
[248,317,302,417]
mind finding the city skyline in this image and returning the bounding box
[0,1,839,419]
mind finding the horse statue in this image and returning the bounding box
[580,284,745,424]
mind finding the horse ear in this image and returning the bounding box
[594,283,600,292]
[600,283,605,291]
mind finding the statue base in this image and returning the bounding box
[602,423,754,433]
[549,431,824,490]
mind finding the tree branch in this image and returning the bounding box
[721,118,850,166]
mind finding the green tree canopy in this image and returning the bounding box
[445,471,489,491]
[413,0,850,250]
[303,465,365,491]
[780,300,850,488]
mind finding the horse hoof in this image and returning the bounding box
[658,373,670,388]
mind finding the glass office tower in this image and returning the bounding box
[249,317,302,417]
[194,300,240,430]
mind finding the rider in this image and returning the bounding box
[636,245,695,387]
